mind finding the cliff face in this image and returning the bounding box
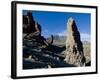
[64,17,86,66]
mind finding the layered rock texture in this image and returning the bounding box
[64,17,86,66]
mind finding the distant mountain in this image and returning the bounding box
[46,35,66,46]
[47,35,90,46]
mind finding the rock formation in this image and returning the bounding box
[64,17,86,66]
[23,12,87,69]
[23,12,53,47]
[23,12,75,69]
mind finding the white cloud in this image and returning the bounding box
[58,31,90,41]
[58,30,66,36]
[80,33,90,41]
[44,29,90,42]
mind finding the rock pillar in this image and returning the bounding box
[64,17,86,66]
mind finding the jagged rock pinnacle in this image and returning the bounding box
[64,17,86,66]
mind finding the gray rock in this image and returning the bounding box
[64,17,86,66]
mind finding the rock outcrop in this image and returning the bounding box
[23,38,75,69]
[23,12,75,69]
[23,12,53,47]
[64,17,86,66]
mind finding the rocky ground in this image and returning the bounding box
[23,36,91,69]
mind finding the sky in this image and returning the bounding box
[23,10,91,41]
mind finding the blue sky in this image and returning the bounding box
[23,10,91,41]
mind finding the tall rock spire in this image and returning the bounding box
[64,17,86,66]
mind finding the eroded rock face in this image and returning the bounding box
[64,17,86,66]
